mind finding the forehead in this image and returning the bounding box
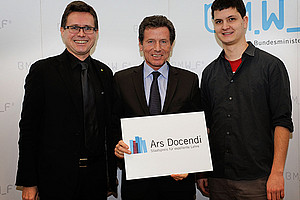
[66,12,94,26]
[214,7,241,19]
[143,27,170,39]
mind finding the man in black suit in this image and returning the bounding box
[16,1,116,200]
[114,15,201,200]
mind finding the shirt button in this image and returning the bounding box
[227,114,231,118]
[229,97,233,101]
[230,79,234,83]
[226,131,230,135]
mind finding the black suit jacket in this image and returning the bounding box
[113,62,201,198]
[16,50,117,198]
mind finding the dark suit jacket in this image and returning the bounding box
[113,62,201,198]
[16,50,117,198]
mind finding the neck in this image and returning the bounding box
[67,49,90,61]
[223,41,248,61]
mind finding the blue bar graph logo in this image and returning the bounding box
[130,136,147,154]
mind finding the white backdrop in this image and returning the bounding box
[0,0,299,199]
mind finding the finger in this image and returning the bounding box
[22,193,30,200]
[178,173,188,179]
[114,147,124,158]
[117,141,131,154]
[267,190,272,200]
[117,146,131,154]
[276,190,280,200]
[174,177,182,181]
[199,182,205,191]
[171,174,181,178]
[119,140,129,149]
[170,174,182,181]
[270,191,276,200]
[280,189,284,199]
[172,173,188,178]
[199,181,210,196]
[201,187,209,196]
[116,149,126,157]
[173,174,187,181]
[115,142,130,155]
[204,179,209,187]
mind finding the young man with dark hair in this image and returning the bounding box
[198,0,293,200]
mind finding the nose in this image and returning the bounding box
[77,28,86,36]
[153,42,161,51]
[222,21,229,30]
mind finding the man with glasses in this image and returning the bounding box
[16,1,117,199]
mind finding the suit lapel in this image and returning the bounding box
[55,51,82,116]
[132,64,149,115]
[162,65,178,113]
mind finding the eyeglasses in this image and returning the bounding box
[64,25,97,34]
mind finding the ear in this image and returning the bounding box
[171,41,175,50]
[95,29,99,39]
[169,41,175,58]
[60,27,65,35]
[243,16,248,29]
[138,40,143,51]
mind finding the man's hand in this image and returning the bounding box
[22,186,38,200]
[171,173,188,181]
[266,126,290,200]
[196,178,209,197]
[114,140,131,159]
[267,172,285,200]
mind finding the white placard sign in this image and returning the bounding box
[121,112,213,180]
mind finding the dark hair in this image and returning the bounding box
[138,15,175,45]
[61,1,98,29]
[211,0,246,19]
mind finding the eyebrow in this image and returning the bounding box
[214,14,238,21]
[67,23,94,27]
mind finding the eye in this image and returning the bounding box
[84,26,93,31]
[160,40,168,45]
[70,26,79,30]
[228,17,236,22]
[147,40,154,44]
[215,20,222,24]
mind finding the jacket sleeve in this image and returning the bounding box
[16,61,45,187]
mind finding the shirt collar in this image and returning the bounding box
[219,41,255,60]
[65,49,91,70]
[243,41,255,57]
[143,62,169,79]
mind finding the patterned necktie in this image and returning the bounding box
[80,62,98,152]
[149,71,161,115]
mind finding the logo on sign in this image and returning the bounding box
[130,136,147,154]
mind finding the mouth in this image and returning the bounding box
[152,54,163,58]
[222,32,233,36]
[74,40,88,44]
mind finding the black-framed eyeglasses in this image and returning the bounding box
[64,25,97,34]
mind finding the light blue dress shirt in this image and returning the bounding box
[143,62,169,111]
